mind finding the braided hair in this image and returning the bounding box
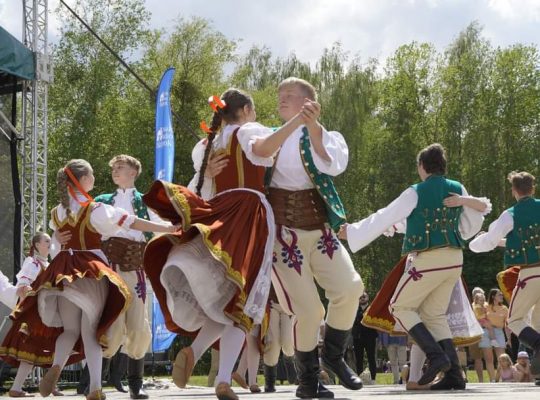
[28,231,49,257]
[195,88,254,196]
[56,159,92,218]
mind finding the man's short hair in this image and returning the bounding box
[417,143,447,175]
[109,154,142,178]
[278,77,317,101]
[507,171,535,196]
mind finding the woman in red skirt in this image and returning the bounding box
[143,88,313,400]
[0,159,175,400]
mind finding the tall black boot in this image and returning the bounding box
[264,364,277,393]
[109,352,128,393]
[77,364,90,395]
[518,327,540,375]
[128,357,148,399]
[321,324,363,390]
[284,355,298,385]
[430,339,466,390]
[295,349,334,399]
[408,323,451,385]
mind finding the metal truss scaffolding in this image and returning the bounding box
[21,0,51,254]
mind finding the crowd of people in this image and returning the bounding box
[0,76,538,400]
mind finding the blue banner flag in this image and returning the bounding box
[152,67,176,352]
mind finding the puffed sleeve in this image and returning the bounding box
[49,208,61,259]
[0,272,18,310]
[469,211,514,253]
[187,139,214,200]
[90,203,136,237]
[347,187,418,253]
[236,122,275,167]
[458,185,492,240]
[16,257,41,287]
[311,128,349,177]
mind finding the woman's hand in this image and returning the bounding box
[205,153,229,178]
[55,230,72,245]
[443,192,463,208]
[338,224,348,240]
[16,285,32,299]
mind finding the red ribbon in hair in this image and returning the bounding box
[64,167,94,206]
[208,95,226,112]
[200,121,212,134]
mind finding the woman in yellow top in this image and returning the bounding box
[479,289,509,382]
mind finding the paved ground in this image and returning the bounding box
[37,381,540,399]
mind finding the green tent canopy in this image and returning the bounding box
[0,26,35,85]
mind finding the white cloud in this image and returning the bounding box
[1,0,538,65]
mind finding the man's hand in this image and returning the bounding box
[16,285,32,299]
[300,99,321,127]
[55,230,72,245]
[204,153,229,178]
[443,192,463,208]
[338,223,348,240]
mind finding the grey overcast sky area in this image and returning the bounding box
[1,0,540,65]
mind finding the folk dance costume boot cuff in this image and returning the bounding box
[263,364,277,393]
[430,339,466,390]
[407,323,451,385]
[127,357,148,399]
[321,324,363,390]
[518,327,540,375]
[295,349,334,399]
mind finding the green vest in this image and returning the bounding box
[402,175,464,254]
[94,190,154,242]
[504,197,540,266]
[265,127,346,231]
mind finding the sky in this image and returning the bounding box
[1,0,540,66]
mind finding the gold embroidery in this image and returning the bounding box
[163,183,191,228]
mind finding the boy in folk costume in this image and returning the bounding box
[93,155,159,399]
[470,171,540,377]
[340,143,489,390]
[250,77,364,399]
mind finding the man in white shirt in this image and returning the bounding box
[252,77,364,399]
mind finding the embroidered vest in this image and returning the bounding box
[94,190,153,242]
[402,175,464,254]
[265,127,346,231]
[504,197,540,266]
[51,204,102,250]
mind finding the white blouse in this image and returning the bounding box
[17,255,48,287]
[347,185,492,253]
[49,193,136,258]
[0,273,18,310]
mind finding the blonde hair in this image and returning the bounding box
[278,77,317,101]
[57,159,93,218]
[109,154,142,178]
[498,353,512,367]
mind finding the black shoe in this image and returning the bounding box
[295,348,334,399]
[284,355,299,385]
[321,324,363,390]
[264,364,276,393]
[128,357,149,399]
[430,339,466,390]
[408,323,451,385]
[518,327,540,375]
[535,378,540,386]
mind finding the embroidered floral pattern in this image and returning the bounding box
[317,228,340,259]
[135,270,147,303]
[408,267,423,281]
[277,228,303,275]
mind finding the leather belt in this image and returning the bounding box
[267,187,327,231]
[101,237,146,272]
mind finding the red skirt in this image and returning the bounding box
[143,180,271,334]
[0,251,130,367]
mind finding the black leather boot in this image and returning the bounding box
[77,364,90,394]
[128,357,148,399]
[295,349,334,399]
[264,364,277,393]
[109,352,128,393]
[321,324,363,390]
[284,355,299,385]
[518,327,540,375]
[408,323,451,385]
[430,339,466,390]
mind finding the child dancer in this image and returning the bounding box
[2,159,175,400]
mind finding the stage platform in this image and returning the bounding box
[63,381,539,399]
